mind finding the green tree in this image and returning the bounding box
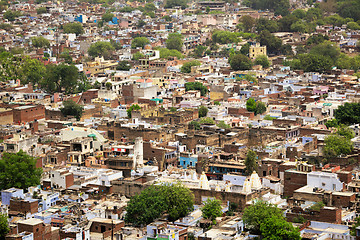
[351,217,360,236]
[240,15,256,32]
[41,64,79,94]
[131,37,150,49]
[246,98,256,112]
[102,12,114,22]
[137,20,146,28]
[256,18,279,33]
[88,41,115,59]
[336,125,355,139]
[217,121,230,129]
[347,21,360,30]
[325,119,338,128]
[63,22,84,35]
[145,3,156,11]
[199,106,208,118]
[165,0,188,9]
[166,33,183,52]
[127,104,141,118]
[335,102,360,125]
[0,151,42,190]
[21,58,46,85]
[229,54,252,70]
[188,121,201,130]
[199,117,215,124]
[201,198,222,222]
[214,101,220,106]
[31,36,50,48]
[184,81,207,96]
[159,48,183,59]
[132,52,145,60]
[323,134,353,159]
[181,60,201,73]
[297,54,332,72]
[212,30,239,44]
[242,201,284,235]
[254,55,270,68]
[193,45,207,58]
[240,43,251,55]
[260,215,301,240]
[60,100,84,121]
[116,61,131,71]
[0,213,9,239]
[245,149,257,175]
[3,10,21,21]
[125,183,194,226]
[310,41,340,64]
[257,30,282,54]
[255,101,266,115]
[36,7,47,14]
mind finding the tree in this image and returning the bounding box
[199,106,208,118]
[4,10,21,22]
[336,125,355,140]
[159,48,183,59]
[242,201,285,235]
[325,119,339,128]
[60,100,84,121]
[63,22,84,35]
[188,121,201,130]
[335,102,360,125]
[255,101,266,115]
[21,58,46,86]
[145,3,156,11]
[245,150,257,175]
[257,30,282,54]
[116,61,131,71]
[131,37,150,49]
[0,151,42,190]
[212,30,239,44]
[246,98,256,112]
[199,117,215,124]
[193,45,207,58]
[229,54,252,70]
[256,18,279,33]
[201,198,222,222]
[310,41,340,64]
[165,0,187,9]
[132,52,145,60]
[127,104,141,118]
[184,81,207,96]
[297,54,332,73]
[181,60,201,73]
[102,12,114,22]
[240,43,251,55]
[137,20,146,28]
[88,41,115,59]
[31,36,50,48]
[166,33,183,52]
[240,15,256,32]
[36,7,47,14]
[125,183,194,226]
[214,101,221,106]
[254,55,270,68]
[0,213,9,239]
[217,121,230,129]
[41,64,79,94]
[260,215,301,240]
[323,134,353,159]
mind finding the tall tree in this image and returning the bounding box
[88,41,115,59]
[60,100,84,121]
[0,213,9,239]
[41,64,79,94]
[201,198,222,222]
[166,33,183,52]
[198,106,208,118]
[0,151,42,190]
[31,36,50,48]
[245,150,257,175]
[63,22,84,35]
[229,54,252,70]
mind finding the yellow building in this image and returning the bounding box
[249,43,267,59]
[83,57,118,76]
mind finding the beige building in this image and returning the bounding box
[249,43,267,59]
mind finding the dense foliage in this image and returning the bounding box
[125,183,194,226]
[243,201,300,239]
[88,41,115,59]
[60,100,84,121]
[245,150,257,175]
[0,151,42,190]
[63,22,84,35]
[166,33,183,52]
[334,102,360,125]
[184,81,207,96]
[201,198,222,221]
[181,60,201,73]
[246,98,266,115]
[127,104,141,118]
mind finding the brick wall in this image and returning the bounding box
[13,105,45,123]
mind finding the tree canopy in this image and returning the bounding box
[88,41,115,59]
[131,37,150,49]
[334,102,360,125]
[198,106,208,118]
[166,33,183,52]
[201,198,222,222]
[185,81,207,96]
[246,98,266,115]
[243,201,300,239]
[125,183,194,226]
[0,151,42,190]
[245,150,257,175]
[127,104,141,118]
[229,54,252,70]
[63,22,84,35]
[31,36,50,48]
[181,60,201,73]
[60,100,84,121]
[0,213,9,239]
[41,63,79,94]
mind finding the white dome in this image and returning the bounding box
[242,179,251,194]
[250,171,262,189]
[199,172,210,190]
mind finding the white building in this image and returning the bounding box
[307,171,343,192]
